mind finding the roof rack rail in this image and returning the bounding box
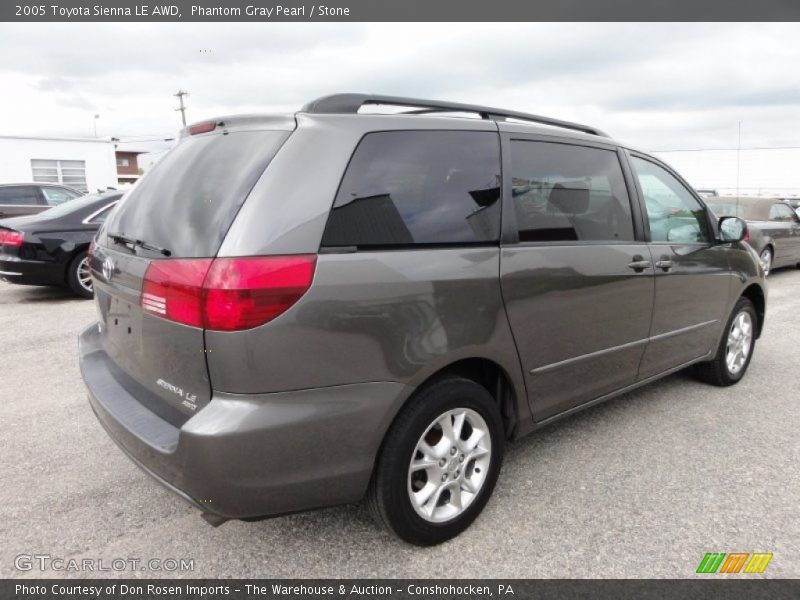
[301,93,609,137]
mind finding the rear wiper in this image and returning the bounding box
[108,231,171,256]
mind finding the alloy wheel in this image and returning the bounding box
[725,311,753,376]
[759,248,772,277]
[407,408,492,523]
[76,256,93,293]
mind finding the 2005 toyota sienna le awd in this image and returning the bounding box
[79,94,766,546]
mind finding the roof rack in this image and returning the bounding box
[301,93,609,137]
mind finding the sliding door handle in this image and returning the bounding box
[627,259,652,272]
[655,259,674,271]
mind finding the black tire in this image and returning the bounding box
[66,250,93,299]
[694,297,757,386]
[367,376,504,546]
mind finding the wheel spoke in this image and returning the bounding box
[451,411,466,443]
[419,440,447,460]
[438,413,456,446]
[461,476,480,494]
[462,427,486,452]
[424,484,447,518]
[413,481,438,508]
[410,457,437,472]
[449,483,463,510]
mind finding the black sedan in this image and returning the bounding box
[706,196,800,276]
[0,190,122,298]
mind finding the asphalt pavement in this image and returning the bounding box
[1,270,798,578]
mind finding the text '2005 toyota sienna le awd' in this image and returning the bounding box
[79,94,766,546]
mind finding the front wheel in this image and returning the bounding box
[66,250,93,299]
[367,376,504,546]
[694,297,757,386]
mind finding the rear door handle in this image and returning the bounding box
[655,259,674,271]
[627,259,652,272]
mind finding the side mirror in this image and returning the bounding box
[718,216,748,243]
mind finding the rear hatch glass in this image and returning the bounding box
[106,130,290,258]
[93,128,291,420]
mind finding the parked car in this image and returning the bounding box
[705,196,800,276]
[79,94,765,546]
[0,183,83,218]
[0,190,121,297]
[695,189,719,198]
[777,197,800,210]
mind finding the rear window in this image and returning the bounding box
[106,130,289,257]
[0,186,42,205]
[321,131,501,248]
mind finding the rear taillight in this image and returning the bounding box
[141,259,212,328]
[0,230,23,247]
[140,255,316,331]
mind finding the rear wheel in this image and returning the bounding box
[694,297,756,386]
[367,376,504,546]
[66,250,93,299]
[759,247,773,277]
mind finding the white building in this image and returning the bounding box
[0,135,118,193]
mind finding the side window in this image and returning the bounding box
[630,156,711,243]
[510,141,634,242]
[769,203,796,222]
[321,131,501,247]
[41,187,79,206]
[0,186,42,205]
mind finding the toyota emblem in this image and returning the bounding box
[102,257,114,281]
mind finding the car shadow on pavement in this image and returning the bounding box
[0,285,86,304]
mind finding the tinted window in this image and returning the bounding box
[769,203,796,222]
[0,186,42,205]
[510,141,634,243]
[41,186,79,206]
[106,131,289,257]
[321,131,501,247]
[631,157,711,243]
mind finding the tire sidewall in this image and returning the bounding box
[377,378,504,546]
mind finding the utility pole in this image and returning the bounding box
[93,114,100,138]
[174,90,189,126]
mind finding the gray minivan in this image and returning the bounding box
[79,94,766,545]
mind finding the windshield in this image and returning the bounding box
[106,130,290,258]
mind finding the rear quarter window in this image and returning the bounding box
[321,130,501,248]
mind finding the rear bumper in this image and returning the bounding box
[79,323,410,519]
[0,256,63,286]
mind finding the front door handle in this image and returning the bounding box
[655,259,674,271]
[627,257,652,272]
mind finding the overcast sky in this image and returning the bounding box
[1,22,799,159]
